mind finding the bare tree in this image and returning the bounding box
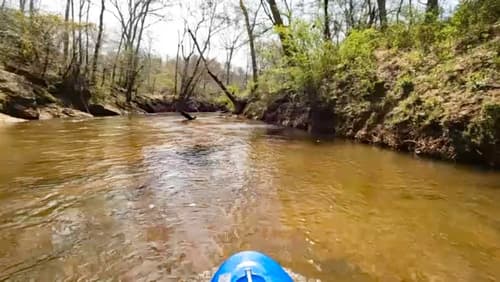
[240,0,260,93]
[223,35,241,85]
[174,1,223,103]
[19,0,26,12]
[71,0,77,64]
[323,0,331,40]
[377,0,386,28]
[29,0,35,16]
[91,0,106,84]
[111,0,162,102]
[77,0,85,68]
[63,0,71,66]
[220,9,243,86]
[110,33,124,84]
[396,0,404,23]
[84,0,91,72]
[177,20,210,101]
[174,40,180,96]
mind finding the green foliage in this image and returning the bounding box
[396,74,414,96]
[382,24,414,50]
[494,54,500,70]
[382,16,456,56]
[260,20,339,102]
[452,0,500,33]
[339,28,379,68]
[386,91,445,129]
[465,102,500,147]
[466,71,490,90]
[0,9,81,76]
[283,20,338,94]
[89,85,108,104]
[213,94,232,110]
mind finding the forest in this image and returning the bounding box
[0,0,498,166]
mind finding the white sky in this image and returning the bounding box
[30,0,459,68]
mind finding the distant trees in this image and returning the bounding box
[0,0,468,115]
[110,0,160,101]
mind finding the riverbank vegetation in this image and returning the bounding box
[244,0,499,167]
[0,0,498,166]
[0,0,236,119]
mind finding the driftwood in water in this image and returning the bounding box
[180,110,197,121]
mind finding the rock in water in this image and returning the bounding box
[0,113,25,124]
[88,104,121,116]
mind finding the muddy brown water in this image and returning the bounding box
[0,113,499,281]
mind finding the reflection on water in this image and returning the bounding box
[0,113,499,281]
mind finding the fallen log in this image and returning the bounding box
[180,110,197,121]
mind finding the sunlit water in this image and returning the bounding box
[0,113,499,281]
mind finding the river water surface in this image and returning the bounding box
[0,113,499,281]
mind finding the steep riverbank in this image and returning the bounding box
[245,31,500,168]
[0,66,227,123]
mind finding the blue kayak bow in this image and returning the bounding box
[211,251,293,282]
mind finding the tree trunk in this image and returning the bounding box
[91,0,105,84]
[71,0,77,62]
[111,33,124,84]
[396,0,404,23]
[240,0,258,92]
[42,36,51,79]
[77,0,84,68]
[346,0,355,31]
[179,56,190,98]
[367,0,377,27]
[126,0,152,102]
[63,0,70,66]
[323,0,331,40]
[409,0,413,24]
[225,46,234,85]
[19,0,26,12]
[426,0,438,14]
[29,0,35,16]
[101,68,107,87]
[377,0,387,28]
[174,43,180,97]
[426,0,439,21]
[266,0,292,57]
[266,0,283,26]
[84,0,90,74]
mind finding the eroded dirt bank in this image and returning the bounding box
[0,66,227,124]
